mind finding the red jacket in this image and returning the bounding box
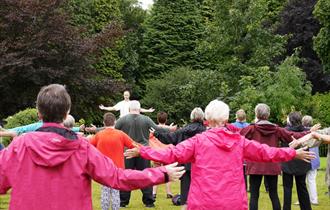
[140,127,296,210]
[240,122,308,175]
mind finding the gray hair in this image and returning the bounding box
[236,109,247,122]
[190,107,204,122]
[302,115,313,127]
[255,103,270,120]
[129,100,141,112]
[205,99,230,123]
[63,114,75,129]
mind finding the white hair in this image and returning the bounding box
[255,103,270,120]
[63,114,75,129]
[205,99,230,123]
[190,107,204,122]
[129,100,141,111]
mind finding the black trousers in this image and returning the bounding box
[120,157,154,206]
[282,172,311,210]
[249,175,281,210]
[180,170,191,205]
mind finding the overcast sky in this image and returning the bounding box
[139,0,154,9]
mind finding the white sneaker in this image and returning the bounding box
[293,201,299,205]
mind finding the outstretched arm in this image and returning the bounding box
[140,108,155,113]
[86,144,184,191]
[99,104,117,111]
[243,138,314,163]
[125,136,196,165]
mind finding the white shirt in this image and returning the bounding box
[114,100,131,118]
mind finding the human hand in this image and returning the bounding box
[85,124,97,133]
[310,123,321,132]
[169,123,177,132]
[148,108,155,112]
[289,136,300,149]
[311,132,321,140]
[99,104,105,110]
[124,147,140,159]
[294,147,315,163]
[149,127,156,134]
[164,162,185,182]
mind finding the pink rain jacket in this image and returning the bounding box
[140,127,296,210]
[0,123,167,210]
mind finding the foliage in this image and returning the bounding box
[140,0,206,81]
[200,0,287,91]
[308,92,330,127]
[264,54,312,123]
[0,0,124,122]
[4,108,38,129]
[314,0,330,73]
[276,0,329,93]
[142,67,229,123]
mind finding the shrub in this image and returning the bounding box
[4,108,39,129]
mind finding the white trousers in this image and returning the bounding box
[306,169,318,203]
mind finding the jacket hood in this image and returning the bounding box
[23,130,81,167]
[252,123,278,136]
[204,127,242,151]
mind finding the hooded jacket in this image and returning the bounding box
[140,127,296,210]
[0,123,167,210]
[240,121,308,175]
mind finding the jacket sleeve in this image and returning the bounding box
[154,129,185,145]
[240,125,252,139]
[278,127,309,142]
[0,142,16,194]
[85,144,166,191]
[243,138,296,162]
[140,136,196,164]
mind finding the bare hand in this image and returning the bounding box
[311,132,321,140]
[85,124,97,133]
[295,147,315,163]
[310,123,321,132]
[169,124,177,132]
[164,162,185,182]
[99,104,105,110]
[124,147,140,159]
[149,127,156,134]
[148,108,155,112]
[289,136,300,149]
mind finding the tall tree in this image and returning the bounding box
[140,0,205,81]
[276,0,330,93]
[314,0,330,74]
[0,0,123,121]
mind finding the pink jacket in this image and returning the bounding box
[140,127,296,210]
[0,123,167,210]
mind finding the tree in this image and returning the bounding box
[314,0,330,74]
[0,0,124,122]
[142,68,229,123]
[140,0,205,81]
[276,0,330,93]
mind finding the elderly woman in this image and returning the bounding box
[125,100,315,210]
[152,107,206,208]
[240,104,316,210]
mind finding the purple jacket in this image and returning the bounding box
[0,123,167,210]
[140,127,296,210]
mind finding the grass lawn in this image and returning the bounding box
[1,158,329,209]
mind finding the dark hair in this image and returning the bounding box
[157,111,168,124]
[37,84,71,123]
[103,112,116,126]
[288,112,302,127]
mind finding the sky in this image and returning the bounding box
[139,0,154,9]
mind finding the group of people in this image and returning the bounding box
[0,86,329,210]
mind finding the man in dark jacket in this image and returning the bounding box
[153,107,206,208]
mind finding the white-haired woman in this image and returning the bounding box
[125,100,315,210]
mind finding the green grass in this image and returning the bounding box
[1,158,329,209]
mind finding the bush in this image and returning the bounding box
[4,108,38,129]
[1,108,38,146]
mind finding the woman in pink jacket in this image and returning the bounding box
[125,99,315,210]
[0,84,184,210]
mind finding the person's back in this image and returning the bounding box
[91,127,133,168]
[116,114,154,146]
